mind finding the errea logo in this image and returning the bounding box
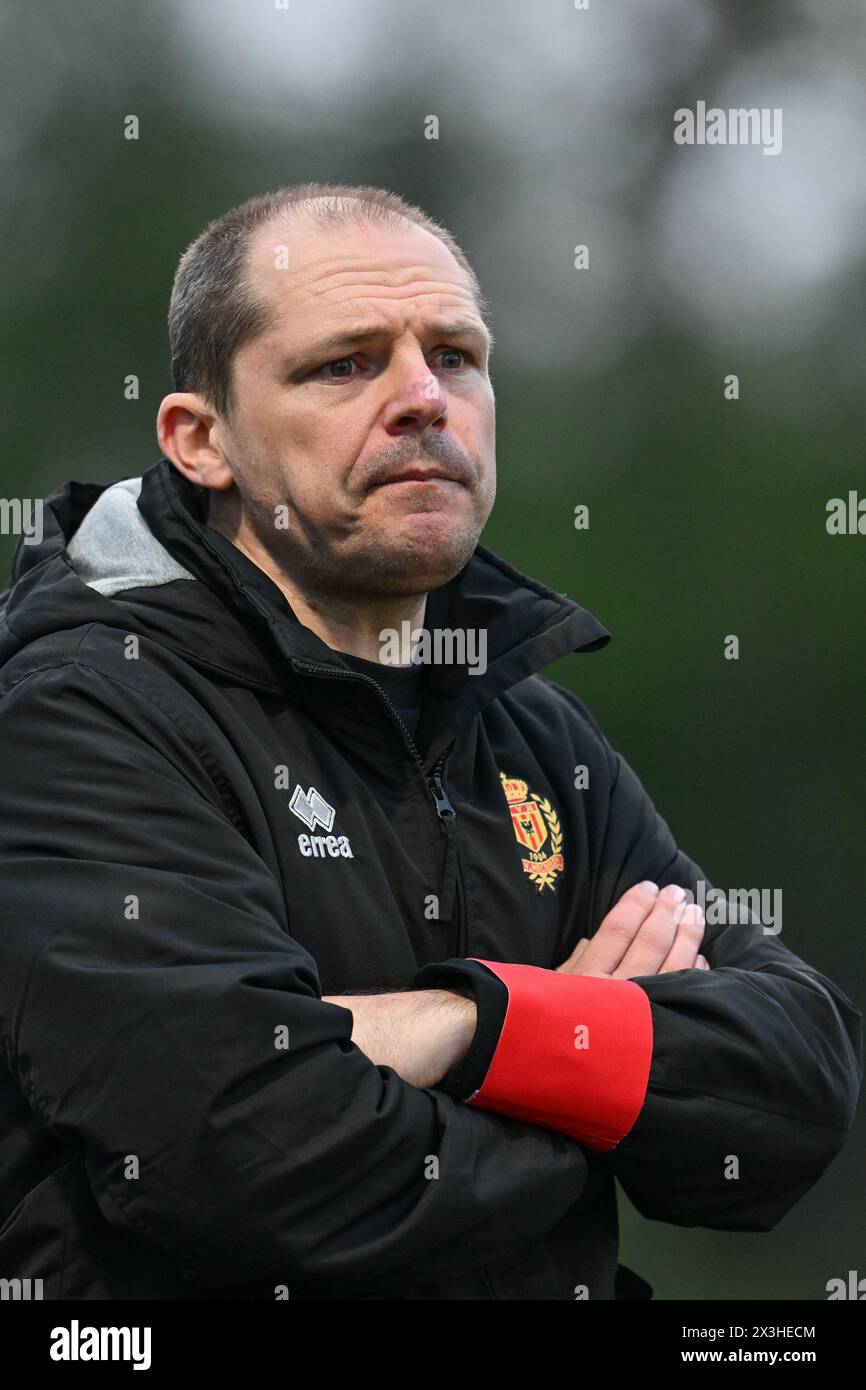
[289,783,353,859]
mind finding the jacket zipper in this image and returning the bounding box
[428,757,466,956]
[291,660,466,952]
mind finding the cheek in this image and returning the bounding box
[461,410,496,500]
[271,415,364,517]
[459,389,495,449]
[265,409,345,477]
[294,404,366,460]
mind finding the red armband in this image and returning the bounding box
[463,959,653,1152]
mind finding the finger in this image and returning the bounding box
[556,940,611,977]
[656,904,707,974]
[556,934,590,973]
[611,884,691,978]
[574,881,662,975]
[695,954,711,970]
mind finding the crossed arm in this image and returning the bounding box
[3,665,858,1292]
[324,879,709,1088]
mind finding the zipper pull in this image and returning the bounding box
[429,771,456,819]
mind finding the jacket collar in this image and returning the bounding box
[136,457,611,757]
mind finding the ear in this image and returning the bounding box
[156,393,235,491]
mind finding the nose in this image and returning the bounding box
[381,348,448,437]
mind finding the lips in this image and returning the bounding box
[373,470,460,487]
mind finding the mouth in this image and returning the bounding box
[371,469,463,489]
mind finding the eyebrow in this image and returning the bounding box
[293,319,493,364]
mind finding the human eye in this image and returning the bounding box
[435,347,473,370]
[312,355,361,383]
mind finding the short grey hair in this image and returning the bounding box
[167,181,492,421]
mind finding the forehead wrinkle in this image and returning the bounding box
[285,249,458,277]
[283,276,482,336]
[294,269,477,309]
[253,271,478,346]
[247,234,488,348]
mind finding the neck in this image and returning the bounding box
[209,516,427,664]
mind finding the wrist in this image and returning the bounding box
[413,991,477,1089]
[325,989,477,1089]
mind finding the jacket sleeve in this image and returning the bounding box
[0,661,596,1294]
[412,718,863,1234]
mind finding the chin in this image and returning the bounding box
[366,526,478,595]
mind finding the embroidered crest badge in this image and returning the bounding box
[499,772,564,893]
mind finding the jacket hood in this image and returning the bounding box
[0,458,611,731]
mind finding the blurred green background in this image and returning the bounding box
[2,0,863,1299]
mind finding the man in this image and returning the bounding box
[0,182,860,1301]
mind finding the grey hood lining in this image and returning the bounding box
[65,476,196,597]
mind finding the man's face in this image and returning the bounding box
[213,214,496,597]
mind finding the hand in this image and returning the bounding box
[321,990,477,1088]
[557,881,710,978]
